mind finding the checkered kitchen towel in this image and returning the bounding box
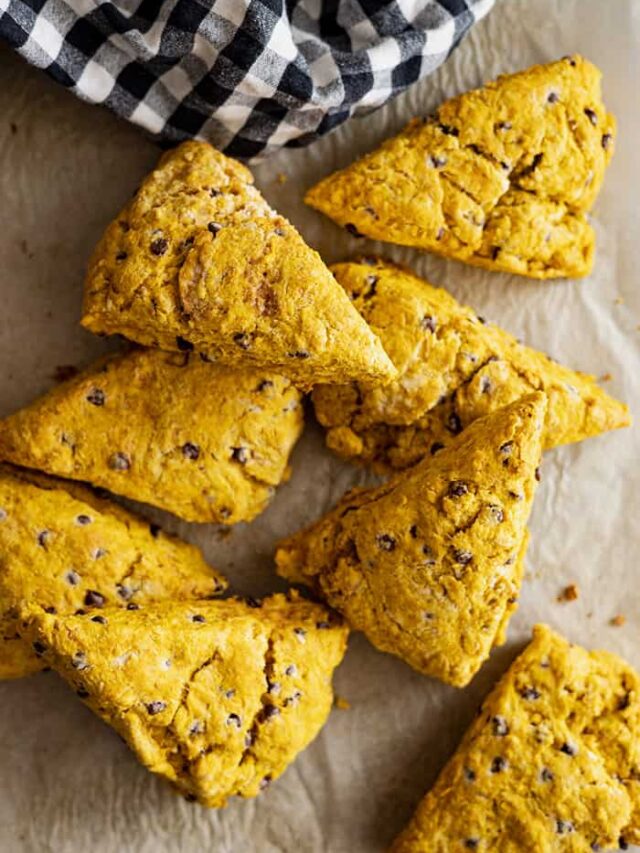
[0,0,493,159]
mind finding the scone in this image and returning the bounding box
[313,259,630,473]
[0,464,226,680]
[306,57,615,279]
[23,593,349,807]
[81,141,396,388]
[276,395,544,687]
[391,625,640,852]
[0,347,304,524]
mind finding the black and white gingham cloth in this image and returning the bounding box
[0,0,493,159]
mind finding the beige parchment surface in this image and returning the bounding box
[0,0,639,850]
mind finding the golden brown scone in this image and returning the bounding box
[0,347,304,524]
[81,141,395,388]
[23,592,348,807]
[306,57,615,279]
[391,625,640,852]
[276,395,545,687]
[313,259,630,473]
[0,464,226,680]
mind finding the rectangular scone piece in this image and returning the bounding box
[391,625,640,852]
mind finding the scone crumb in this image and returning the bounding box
[558,583,579,602]
[335,696,351,710]
[610,614,626,627]
[600,372,613,382]
[276,172,288,185]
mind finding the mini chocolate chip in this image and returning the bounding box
[231,447,249,464]
[44,606,57,614]
[210,188,221,197]
[146,701,167,715]
[584,108,598,126]
[464,767,476,782]
[91,615,107,625]
[244,731,255,748]
[267,681,281,694]
[225,689,236,699]
[149,524,161,539]
[293,627,306,640]
[207,222,222,235]
[430,442,445,455]
[454,549,473,566]
[244,597,261,608]
[591,845,601,852]
[602,133,613,150]
[72,652,89,671]
[540,767,554,782]
[256,379,274,392]
[422,545,435,564]
[377,533,396,552]
[127,602,140,611]
[93,547,107,560]
[259,776,271,790]
[345,223,364,238]
[316,621,331,629]
[288,350,310,359]
[227,713,242,727]
[233,332,252,349]
[520,687,540,700]
[109,452,131,471]
[464,841,479,850]
[84,590,105,608]
[547,92,559,103]
[86,388,105,406]
[189,720,204,735]
[439,123,459,137]
[261,704,280,721]
[481,377,492,394]
[446,413,462,435]
[490,246,501,261]
[500,441,513,455]
[176,336,194,351]
[421,315,436,332]
[191,614,206,623]
[496,121,512,131]
[436,226,445,240]
[76,687,89,699]
[490,756,507,773]
[32,641,46,656]
[37,530,49,547]
[409,524,418,538]
[65,570,80,586]
[448,481,468,498]
[619,838,629,850]
[492,716,509,737]
[535,467,542,482]
[115,251,127,261]
[556,820,574,835]
[285,664,297,676]
[76,514,92,526]
[560,741,578,756]
[563,55,577,66]
[489,505,504,523]
[150,238,168,256]
[182,442,200,460]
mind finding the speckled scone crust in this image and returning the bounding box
[313,259,630,473]
[276,395,544,687]
[81,141,396,388]
[0,465,226,680]
[391,625,640,852]
[306,57,615,279]
[0,348,304,524]
[24,593,348,808]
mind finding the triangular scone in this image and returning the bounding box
[81,142,395,388]
[276,395,545,687]
[0,465,226,680]
[306,57,615,279]
[0,348,304,524]
[23,593,348,807]
[313,259,630,473]
[391,625,640,852]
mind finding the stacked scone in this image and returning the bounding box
[2,54,638,849]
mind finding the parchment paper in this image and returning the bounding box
[0,1,639,850]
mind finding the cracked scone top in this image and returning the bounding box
[0,347,304,524]
[81,141,395,388]
[23,593,348,808]
[276,394,545,687]
[0,465,226,680]
[313,259,630,473]
[306,56,615,279]
[391,625,640,852]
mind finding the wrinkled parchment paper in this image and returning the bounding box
[0,1,639,850]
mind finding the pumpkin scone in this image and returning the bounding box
[0,347,304,524]
[306,56,615,279]
[81,141,395,388]
[22,592,348,807]
[276,394,545,687]
[313,259,630,473]
[0,465,226,681]
[391,625,640,852]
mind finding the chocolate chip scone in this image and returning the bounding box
[0,464,226,680]
[23,592,348,807]
[313,259,630,473]
[391,625,640,852]
[82,141,395,388]
[306,57,615,279]
[277,395,544,687]
[0,347,304,523]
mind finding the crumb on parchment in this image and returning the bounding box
[558,584,579,603]
[335,696,351,710]
[611,614,626,627]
